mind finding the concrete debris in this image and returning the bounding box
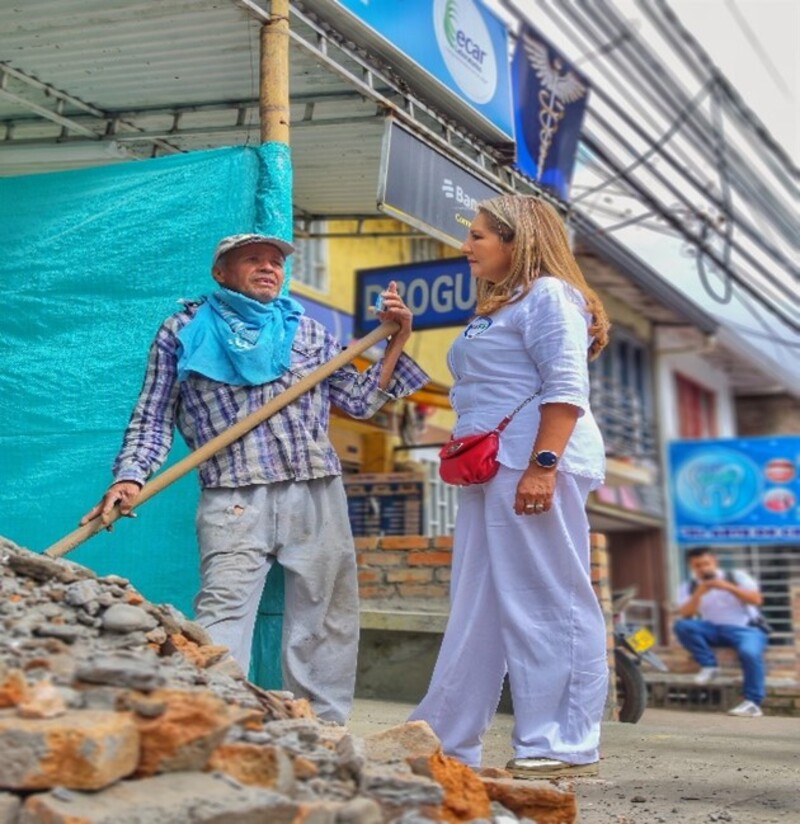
[0,537,577,822]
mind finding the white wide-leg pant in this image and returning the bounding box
[193,477,359,724]
[410,467,608,767]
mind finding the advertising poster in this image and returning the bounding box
[669,437,800,545]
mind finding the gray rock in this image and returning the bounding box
[360,767,444,807]
[0,791,21,824]
[75,612,103,628]
[100,631,151,650]
[33,624,88,644]
[179,619,214,647]
[75,653,165,692]
[97,575,130,587]
[19,772,304,824]
[6,547,93,584]
[337,733,367,780]
[80,686,126,712]
[64,580,103,608]
[100,604,158,634]
[335,797,383,824]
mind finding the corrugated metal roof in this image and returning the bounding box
[0,0,396,215]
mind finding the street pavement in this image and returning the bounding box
[349,699,800,824]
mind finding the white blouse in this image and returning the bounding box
[447,276,606,486]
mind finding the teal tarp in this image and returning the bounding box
[0,145,292,630]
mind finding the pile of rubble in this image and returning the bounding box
[0,537,576,823]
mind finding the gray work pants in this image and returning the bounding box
[194,477,359,723]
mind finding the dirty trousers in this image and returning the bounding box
[193,478,359,724]
[410,467,608,767]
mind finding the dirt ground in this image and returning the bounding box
[349,699,800,824]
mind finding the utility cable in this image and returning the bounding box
[583,104,797,307]
[696,81,734,304]
[571,80,711,205]
[575,0,797,244]
[724,0,792,98]
[645,0,798,181]
[540,0,797,261]
[580,133,799,332]
[572,0,795,237]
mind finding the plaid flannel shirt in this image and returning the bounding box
[113,303,430,488]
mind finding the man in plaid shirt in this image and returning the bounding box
[82,234,428,722]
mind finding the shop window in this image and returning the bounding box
[590,329,656,459]
[292,221,328,292]
[675,373,718,438]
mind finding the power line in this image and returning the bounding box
[696,81,734,305]
[647,0,798,179]
[571,80,711,206]
[542,0,797,260]
[724,0,793,99]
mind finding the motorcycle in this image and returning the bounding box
[613,587,669,723]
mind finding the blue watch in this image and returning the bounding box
[531,450,559,469]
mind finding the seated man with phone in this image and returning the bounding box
[674,546,769,718]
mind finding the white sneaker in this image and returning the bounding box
[727,700,763,718]
[693,666,720,685]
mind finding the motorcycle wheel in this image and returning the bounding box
[614,648,648,723]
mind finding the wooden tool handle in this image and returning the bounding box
[44,321,400,558]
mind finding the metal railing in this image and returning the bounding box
[421,460,458,537]
[590,374,657,460]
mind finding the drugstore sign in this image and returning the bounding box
[355,257,476,335]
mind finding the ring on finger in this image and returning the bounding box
[524,503,536,511]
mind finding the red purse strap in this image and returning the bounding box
[495,389,542,434]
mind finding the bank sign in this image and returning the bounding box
[355,257,476,335]
[379,121,502,247]
[669,436,800,545]
[302,0,514,141]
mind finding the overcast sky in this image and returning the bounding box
[662,0,798,162]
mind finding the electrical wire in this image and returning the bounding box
[581,132,799,332]
[571,80,711,205]
[537,0,797,264]
[696,80,734,304]
[724,0,792,98]
[650,0,797,177]
[573,0,795,238]
[571,0,797,248]
[582,104,797,308]
[504,0,798,330]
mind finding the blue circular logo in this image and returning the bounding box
[464,316,492,339]
[674,448,762,524]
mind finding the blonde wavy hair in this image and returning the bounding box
[474,195,610,360]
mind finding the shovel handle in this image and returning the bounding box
[44,321,400,558]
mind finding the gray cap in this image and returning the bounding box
[212,233,295,266]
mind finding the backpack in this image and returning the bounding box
[688,570,772,635]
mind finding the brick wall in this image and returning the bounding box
[735,392,800,435]
[355,536,452,605]
[590,533,618,721]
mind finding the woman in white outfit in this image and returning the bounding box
[410,195,611,779]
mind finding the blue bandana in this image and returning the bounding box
[177,287,304,386]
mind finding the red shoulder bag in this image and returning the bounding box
[438,392,540,486]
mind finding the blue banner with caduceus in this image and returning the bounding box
[512,24,590,201]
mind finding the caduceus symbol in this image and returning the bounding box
[523,33,587,181]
